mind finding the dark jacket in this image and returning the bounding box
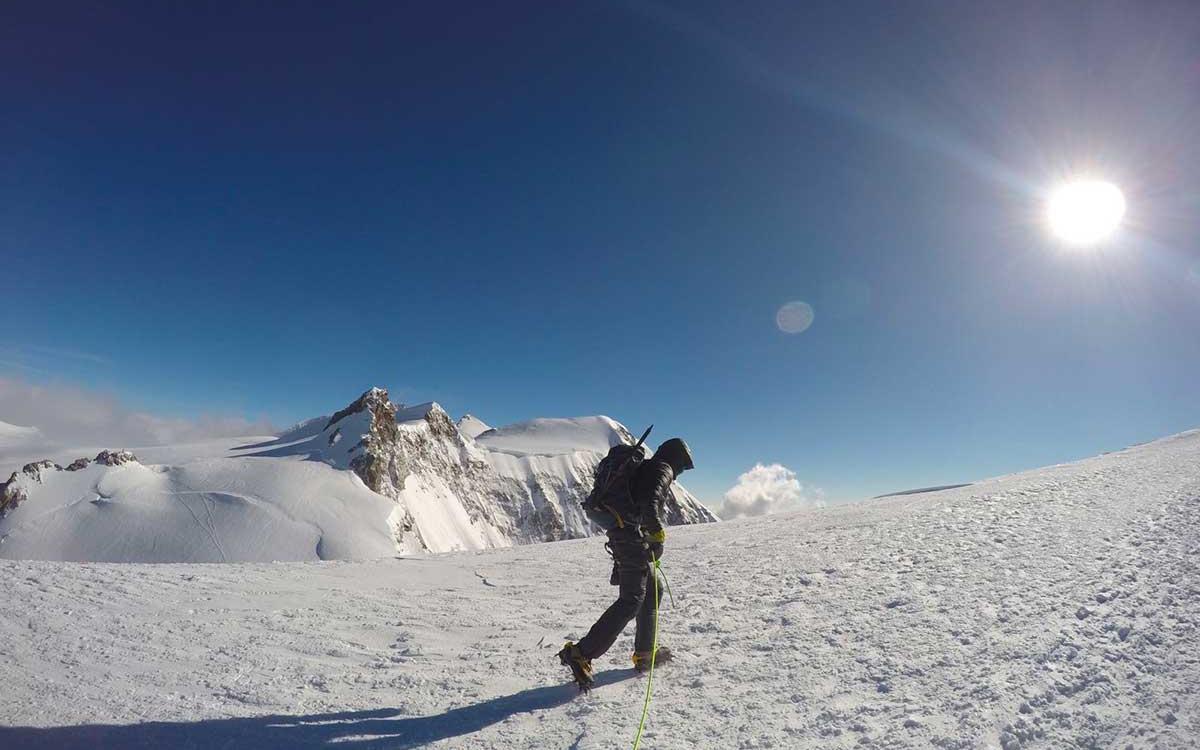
[630,458,674,537]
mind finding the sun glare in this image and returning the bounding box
[1046,180,1126,247]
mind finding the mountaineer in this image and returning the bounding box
[559,434,694,689]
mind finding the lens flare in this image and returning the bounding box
[1046,180,1126,247]
[776,301,815,334]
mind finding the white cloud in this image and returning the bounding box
[0,377,275,464]
[719,463,823,519]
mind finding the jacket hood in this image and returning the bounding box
[653,438,694,475]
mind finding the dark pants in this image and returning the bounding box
[576,539,662,659]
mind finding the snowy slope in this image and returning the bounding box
[0,388,716,561]
[456,414,492,440]
[1,431,1196,748]
[0,457,398,563]
[474,416,631,456]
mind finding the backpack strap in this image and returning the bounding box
[601,503,626,529]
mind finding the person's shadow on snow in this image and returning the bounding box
[0,669,635,749]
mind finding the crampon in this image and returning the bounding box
[557,642,595,691]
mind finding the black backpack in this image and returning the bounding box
[582,426,652,531]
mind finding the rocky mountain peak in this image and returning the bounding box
[0,478,23,516]
[3,460,64,516]
[21,459,61,482]
[422,403,458,439]
[328,388,404,497]
[94,450,138,467]
[326,386,393,431]
[1,450,139,517]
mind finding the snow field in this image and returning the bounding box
[1,431,1197,748]
[0,458,398,562]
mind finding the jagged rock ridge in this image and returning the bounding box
[1,451,140,517]
[286,388,717,553]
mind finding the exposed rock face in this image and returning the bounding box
[333,388,407,497]
[2,451,139,517]
[3,460,63,515]
[266,387,717,553]
[320,388,418,549]
[4,462,61,515]
[422,405,459,440]
[326,387,388,431]
[0,473,26,516]
[21,460,61,482]
[394,402,531,542]
[94,450,138,467]
[379,396,715,547]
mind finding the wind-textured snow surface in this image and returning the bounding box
[1,431,1197,748]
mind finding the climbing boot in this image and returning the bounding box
[632,645,673,673]
[558,642,595,691]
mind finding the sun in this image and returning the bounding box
[1046,180,1126,247]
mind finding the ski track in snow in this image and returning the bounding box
[1,433,1198,748]
[174,493,230,564]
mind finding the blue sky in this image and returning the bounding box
[3,1,1199,504]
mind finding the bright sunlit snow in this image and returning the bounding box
[1046,180,1126,246]
[1,431,1197,748]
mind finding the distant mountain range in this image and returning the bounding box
[0,387,716,562]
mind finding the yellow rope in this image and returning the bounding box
[632,558,661,750]
[658,562,675,608]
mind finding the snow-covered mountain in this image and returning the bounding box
[1,430,1196,748]
[456,414,492,440]
[0,388,716,562]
